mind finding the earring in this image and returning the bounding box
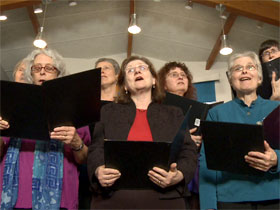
[152,84,155,89]
[125,89,128,94]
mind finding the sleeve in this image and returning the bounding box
[269,149,280,173]
[173,108,198,193]
[87,105,110,188]
[87,121,105,186]
[199,110,218,210]
[77,126,91,146]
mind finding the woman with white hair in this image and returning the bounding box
[0,48,91,210]
[199,51,280,209]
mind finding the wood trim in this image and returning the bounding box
[206,13,237,70]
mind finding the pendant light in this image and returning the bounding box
[218,4,233,55]
[33,2,48,48]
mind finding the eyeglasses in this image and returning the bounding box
[101,66,113,71]
[231,64,257,72]
[31,64,58,73]
[262,48,279,57]
[125,65,149,74]
[167,72,187,79]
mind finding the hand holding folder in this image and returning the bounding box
[201,105,280,175]
[0,68,101,140]
[104,107,191,189]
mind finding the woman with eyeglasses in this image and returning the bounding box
[199,51,280,210]
[0,49,91,210]
[87,56,197,209]
[158,62,201,209]
[258,39,280,101]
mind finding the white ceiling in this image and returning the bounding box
[0,0,279,79]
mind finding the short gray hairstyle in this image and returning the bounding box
[95,58,120,74]
[12,58,29,80]
[227,51,263,83]
[24,48,67,84]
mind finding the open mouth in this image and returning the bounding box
[135,76,143,81]
[240,77,251,81]
[39,79,46,83]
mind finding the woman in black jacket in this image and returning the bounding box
[87,56,197,209]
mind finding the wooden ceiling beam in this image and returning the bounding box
[192,0,280,26]
[206,13,237,70]
[127,0,134,58]
[0,0,41,12]
[26,5,39,34]
[0,0,42,35]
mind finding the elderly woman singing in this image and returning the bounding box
[199,51,280,210]
[0,49,91,210]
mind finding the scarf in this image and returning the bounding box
[1,138,64,210]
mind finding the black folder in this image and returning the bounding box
[162,92,221,135]
[104,140,171,189]
[201,121,265,176]
[104,107,191,189]
[0,68,101,140]
[263,105,280,149]
[257,57,280,99]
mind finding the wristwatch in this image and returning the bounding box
[72,142,84,152]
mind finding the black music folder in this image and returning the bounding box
[104,140,171,189]
[0,68,101,140]
[104,107,191,189]
[263,105,280,149]
[201,121,265,176]
[163,92,222,135]
[257,57,280,99]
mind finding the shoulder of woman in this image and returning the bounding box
[151,103,183,116]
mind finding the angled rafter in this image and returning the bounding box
[206,13,237,70]
[193,0,279,70]
[0,0,41,34]
[0,0,40,11]
[26,5,40,34]
[192,0,280,26]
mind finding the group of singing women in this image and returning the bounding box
[0,39,279,210]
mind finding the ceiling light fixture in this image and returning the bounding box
[220,35,233,55]
[34,4,43,14]
[0,15,7,21]
[218,4,232,55]
[33,3,48,48]
[68,0,77,7]
[216,4,227,20]
[128,13,141,34]
[185,0,193,10]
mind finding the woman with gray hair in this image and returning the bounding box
[0,48,91,210]
[95,58,120,101]
[13,58,29,83]
[199,51,280,209]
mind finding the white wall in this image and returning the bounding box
[64,53,233,103]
